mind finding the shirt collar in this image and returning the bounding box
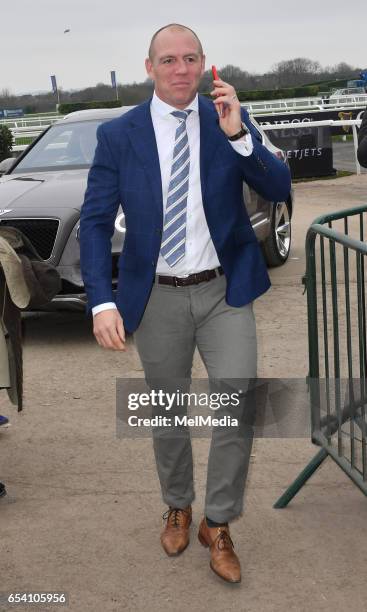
[151,91,199,118]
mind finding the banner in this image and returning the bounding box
[50,75,58,95]
[110,70,116,89]
[265,125,335,179]
[0,108,24,118]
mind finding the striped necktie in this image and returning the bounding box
[160,109,192,267]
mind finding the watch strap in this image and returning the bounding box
[227,122,249,141]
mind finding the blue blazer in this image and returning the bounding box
[80,95,291,333]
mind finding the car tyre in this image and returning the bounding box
[263,200,291,267]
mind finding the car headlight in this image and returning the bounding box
[114,212,126,234]
[75,211,126,241]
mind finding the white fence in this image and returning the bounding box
[2,91,367,133]
[2,92,367,125]
[0,113,60,129]
[1,114,60,151]
[10,124,52,151]
[7,116,365,174]
[244,94,367,115]
[4,95,366,153]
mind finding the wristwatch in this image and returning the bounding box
[227,122,249,141]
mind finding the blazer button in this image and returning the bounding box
[151,260,155,266]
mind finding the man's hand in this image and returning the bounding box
[93,308,126,351]
[211,78,242,138]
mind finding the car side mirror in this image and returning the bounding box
[0,158,16,176]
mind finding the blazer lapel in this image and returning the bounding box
[125,101,163,219]
[198,95,225,199]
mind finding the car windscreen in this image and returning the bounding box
[12,120,102,173]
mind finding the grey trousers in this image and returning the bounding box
[134,272,257,523]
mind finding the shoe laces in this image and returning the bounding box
[215,528,234,551]
[162,507,190,528]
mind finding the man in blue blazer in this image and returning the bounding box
[80,23,291,583]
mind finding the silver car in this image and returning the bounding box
[0,107,293,311]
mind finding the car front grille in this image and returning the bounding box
[0,218,59,260]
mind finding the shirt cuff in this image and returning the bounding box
[229,133,253,157]
[92,302,117,316]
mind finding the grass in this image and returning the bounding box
[332,134,354,142]
[14,137,34,145]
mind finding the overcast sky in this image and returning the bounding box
[1,0,366,95]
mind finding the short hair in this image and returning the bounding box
[148,23,203,60]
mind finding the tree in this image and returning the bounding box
[0,88,17,109]
[271,58,322,87]
[0,125,13,162]
[327,62,359,79]
[199,65,259,93]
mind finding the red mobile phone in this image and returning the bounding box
[211,65,222,116]
[211,65,219,81]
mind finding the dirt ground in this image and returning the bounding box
[1,174,367,612]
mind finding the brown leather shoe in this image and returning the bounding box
[198,518,241,583]
[160,506,192,556]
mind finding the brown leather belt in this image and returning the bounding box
[156,266,224,287]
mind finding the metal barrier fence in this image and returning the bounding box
[274,204,367,507]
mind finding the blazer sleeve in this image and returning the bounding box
[357,109,367,168]
[234,108,292,203]
[79,123,120,311]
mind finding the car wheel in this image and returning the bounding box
[263,200,291,267]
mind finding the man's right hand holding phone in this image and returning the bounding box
[211,65,244,139]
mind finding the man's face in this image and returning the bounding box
[145,29,205,109]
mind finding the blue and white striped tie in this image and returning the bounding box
[160,109,192,267]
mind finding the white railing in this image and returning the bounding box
[0,114,61,129]
[243,94,367,115]
[11,125,50,133]
[260,118,363,174]
[2,92,366,127]
[9,125,51,151]
[8,116,365,175]
[3,93,366,140]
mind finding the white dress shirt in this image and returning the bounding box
[92,92,254,316]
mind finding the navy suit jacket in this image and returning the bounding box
[80,95,291,333]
